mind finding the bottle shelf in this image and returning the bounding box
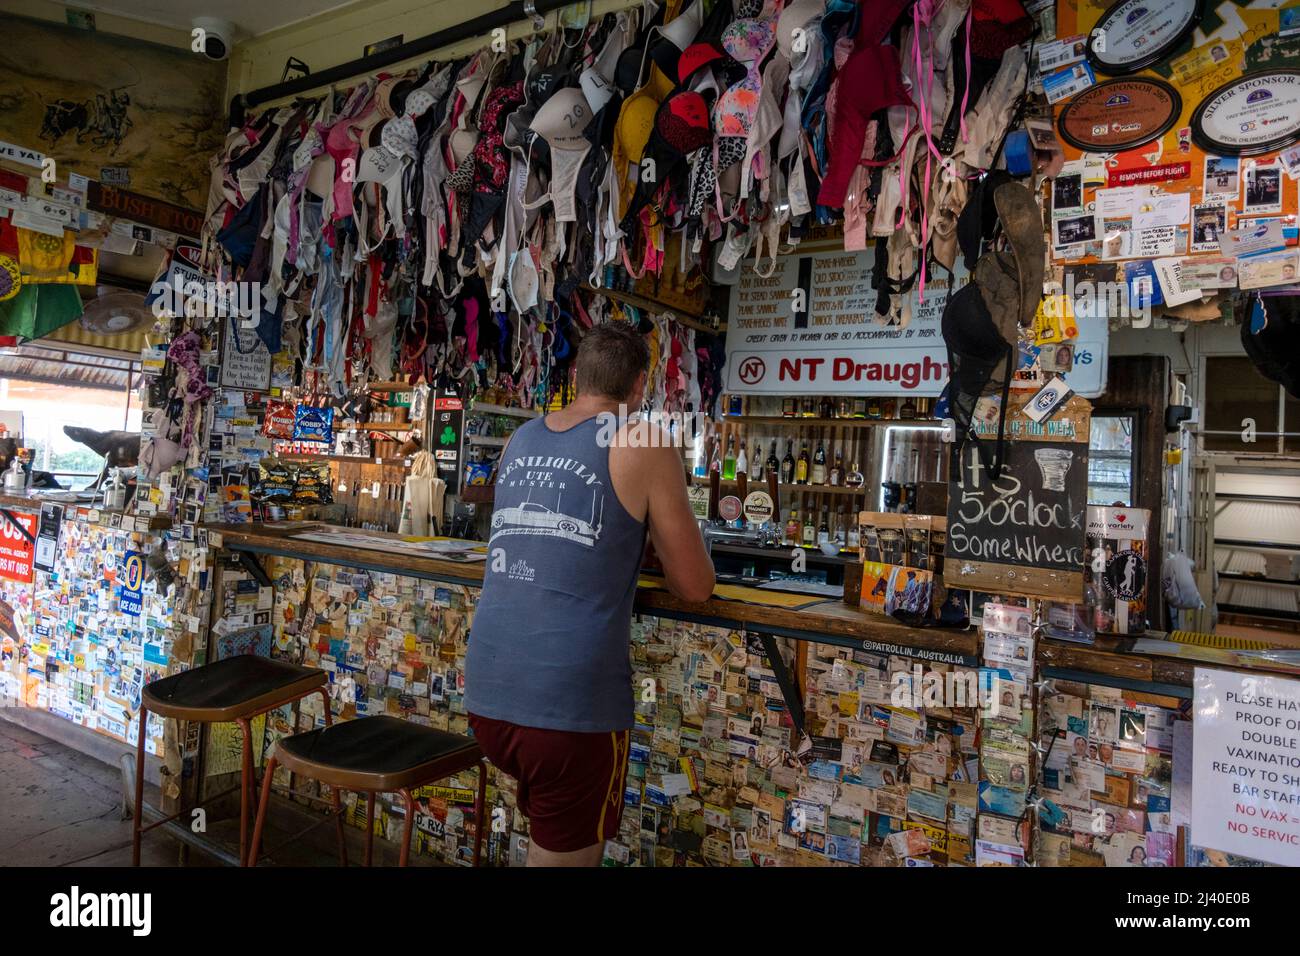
[691,475,871,497]
[722,416,936,430]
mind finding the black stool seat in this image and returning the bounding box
[142,654,327,721]
[273,715,482,792]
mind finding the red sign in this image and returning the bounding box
[1107,161,1191,187]
[85,182,203,238]
[0,512,36,583]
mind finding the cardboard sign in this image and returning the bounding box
[0,511,37,583]
[33,502,63,574]
[1191,667,1300,866]
[220,321,272,392]
[944,396,1090,601]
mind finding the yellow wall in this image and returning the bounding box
[0,0,191,48]
[227,0,638,106]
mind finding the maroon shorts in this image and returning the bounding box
[469,713,630,853]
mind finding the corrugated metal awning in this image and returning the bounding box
[0,344,137,391]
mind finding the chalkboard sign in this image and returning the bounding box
[944,396,1090,601]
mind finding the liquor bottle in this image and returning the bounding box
[852,396,868,419]
[735,442,748,478]
[749,442,762,480]
[795,443,810,484]
[819,396,833,419]
[781,441,796,484]
[785,509,800,546]
[835,506,848,547]
[867,396,882,419]
[811,441,827,485]
[817,507,830,545]
[766,442,779,480]
[837,396,852,419]
[801,511,816,546]
[829,448,843,486]
[782,397,797,418]
[723,436,737,480]
[800,396,817,418]
[709,437,721,473]
[900,396,917,419]
[845,461,865,488]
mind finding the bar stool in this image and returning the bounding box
[247,715,488,867]
[133,654,332,866]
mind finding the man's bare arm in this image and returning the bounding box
[644,443,715,603]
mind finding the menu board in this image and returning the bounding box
[725,249,1106,397]
[726,249,960,397]
[944,396,1090,601]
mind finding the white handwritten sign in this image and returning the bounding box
[1192,667,1300,866]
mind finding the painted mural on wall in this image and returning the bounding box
[0,17,224,211]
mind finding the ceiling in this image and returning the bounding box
[69,0,363,40]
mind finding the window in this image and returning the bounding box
[1201,356,1300,454]
[0,347,140,490]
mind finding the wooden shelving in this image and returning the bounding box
[691,475,870,498]
[273,453,414,466]
[721,415,935,430]
[469,402,539,419]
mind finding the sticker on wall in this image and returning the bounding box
[1086,0,1204,76]
[1057,78,1182,153]
[1191,70,1300,157]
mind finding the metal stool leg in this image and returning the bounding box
[131,704,147,866]
[364,792,376,867]
[246,755,278,866]
[317,688,347,866]
[399,790,415,867]
[472,758,487,868]
[238,718,254,866]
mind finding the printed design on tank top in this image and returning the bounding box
[489,451,606,548]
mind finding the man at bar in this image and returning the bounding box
[466,322,715,866]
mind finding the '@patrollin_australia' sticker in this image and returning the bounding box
[1191,70,1300,157]
[1057,77,1182,152]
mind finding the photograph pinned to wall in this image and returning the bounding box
[1237,248,1300,290]
[1053,173,1084,216]
[1190,202,1227,252]
[1242,160,1283,215]
[1203,156,1239,200]
[1055,213,1098,249]
[1281,143,1300,180]
[1179,256,1238,289]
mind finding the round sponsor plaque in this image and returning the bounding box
[1056,77,1182,152]
[1086,0,1203,76]
[742,490,775,525]
[1191,70,1300,156]
[718,495,742,522]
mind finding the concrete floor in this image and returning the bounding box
[0,719,179,866]
[0,719,440,867]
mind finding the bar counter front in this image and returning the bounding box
[194,522,1299,869]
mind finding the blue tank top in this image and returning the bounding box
[465,414,647,732]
